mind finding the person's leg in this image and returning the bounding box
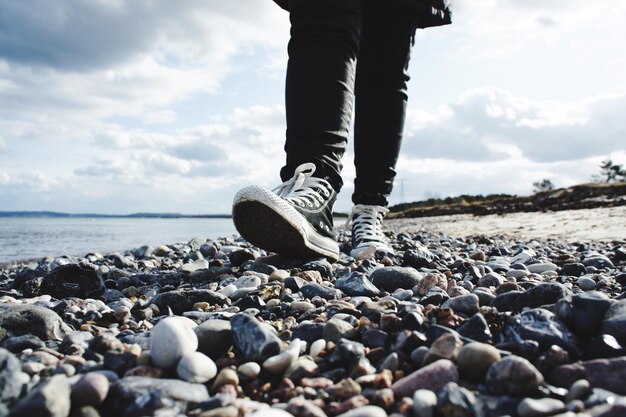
[352,0,417,206]
[280,0,363,194]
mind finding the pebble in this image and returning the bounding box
[71,372,110,406]
[336,272,381,297]
[150,317,198,370]
[309,339,326,358]
[413,389,437,417]
[517,398,566,417]
[248,409,295,417]
[263,339,302,375]
[370,267,422,291]
[391,359,459,398]
[601,299,626,345]
[238,362,262,379]
[9,374,71,417]
[486,356,544,396]
[335,405,388,417]
[176,351,217,383]
[457,342,501,382]
[195,319,233,359]
[526,262,558,274]
[211,368,239,391]
[440,293,479,315]
[577,276,596,291]
[231,313,283,362]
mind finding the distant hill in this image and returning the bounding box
[388,182,626,218]
[0,211,232,219]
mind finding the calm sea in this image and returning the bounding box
[0,217,238,263]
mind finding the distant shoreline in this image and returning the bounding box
[0,211,232,219]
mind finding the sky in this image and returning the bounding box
[0,0,625,215]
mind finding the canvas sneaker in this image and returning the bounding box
[347,204,393,257]
[232,163,340,261]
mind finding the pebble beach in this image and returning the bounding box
[1,207,625,417]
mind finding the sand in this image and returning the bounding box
[386,206,626,242]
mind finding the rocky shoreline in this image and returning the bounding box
[1,223,625,417]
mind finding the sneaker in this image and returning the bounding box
[347,204,393,257]
[232,163,340,261]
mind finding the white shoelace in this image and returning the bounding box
[346,204,390,244]
[273,163,332,209]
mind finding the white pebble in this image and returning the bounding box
[309,339,326,358]
[413,389,437,417]
[238,362,262,379]
[150,317,198,370]
[248,409,295,417]
[336,406,388,417]
[176,351,217,383]
[220,284,237,297]
[263,339,302,375]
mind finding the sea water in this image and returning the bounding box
[0,217,237,263]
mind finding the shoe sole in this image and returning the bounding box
[232,186,340,261]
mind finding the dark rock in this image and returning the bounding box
[228,249,255,267]
[485,356,544,396]
[0,304,71,341]
[89,334,124,354]
[103,351,137,375]
[572,291,612,339]
[195,320,233,360]
[302,260,333,278]
[490,290,524,312]
[336,272,381,297]
[583,256,615,270]
[370,267,422,292]
[457,313,492,343]
[561,263,588,277]
[103,376,209,417]
[233,295,266,310]
[9,375,70,417]
[245,261,277,275]
[152,289,227,315]
[362,329,388,349]
[519,282,571,310]
[230,313,282,362]
[581,334,626,360]
[1,334,45,353]
[436,382,478,417]
[548,356,626,395]
[327,339,366,368]
[284,276,307,292]
[441,294,479,315]
[300,283,341,300]
[602,299,626,344]
[292,322,325,345]
[0,348,28,405]
[41,264,105,299]
[499,308,579,357]
[403,247,436,269]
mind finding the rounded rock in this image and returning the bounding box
[577,276,596,291]
[238,362,261,379]
[335,405,388,417]
[486,356,544,396]
[176,351,217,383]
[70,372,110,407]
[150,317,198,370]
[413,389,437,417]
[457,342,501,382]
[517,397,566,417]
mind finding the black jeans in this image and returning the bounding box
[279,0,417,206]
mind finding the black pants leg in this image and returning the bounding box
[280,0,416,205]
[352,0,417,206]
[280,0,362,192]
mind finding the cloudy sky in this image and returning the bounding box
[1,0,625,215]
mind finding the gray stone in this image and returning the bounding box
[104,376,209,416]
[486,356,544,396]
[548,356,626,395]
[323,319,357,343]
[70,373,109,407]
[526,262,558,274]
[441,294,479,315]
[370,267,422,292]
[300,283,341,300]
[152,289,227,315]
[9,375,70,417]
[577,276,596,291]
[0,304,71,341]
[194,319,233,359]
[572,291,612,339]
[582,256,615,270]
[436,382,478,417]
[231,313,283,362]
[457,342,501,382]
[517,398,565,417]
[0,348,29,405]
[336,272,381,297]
